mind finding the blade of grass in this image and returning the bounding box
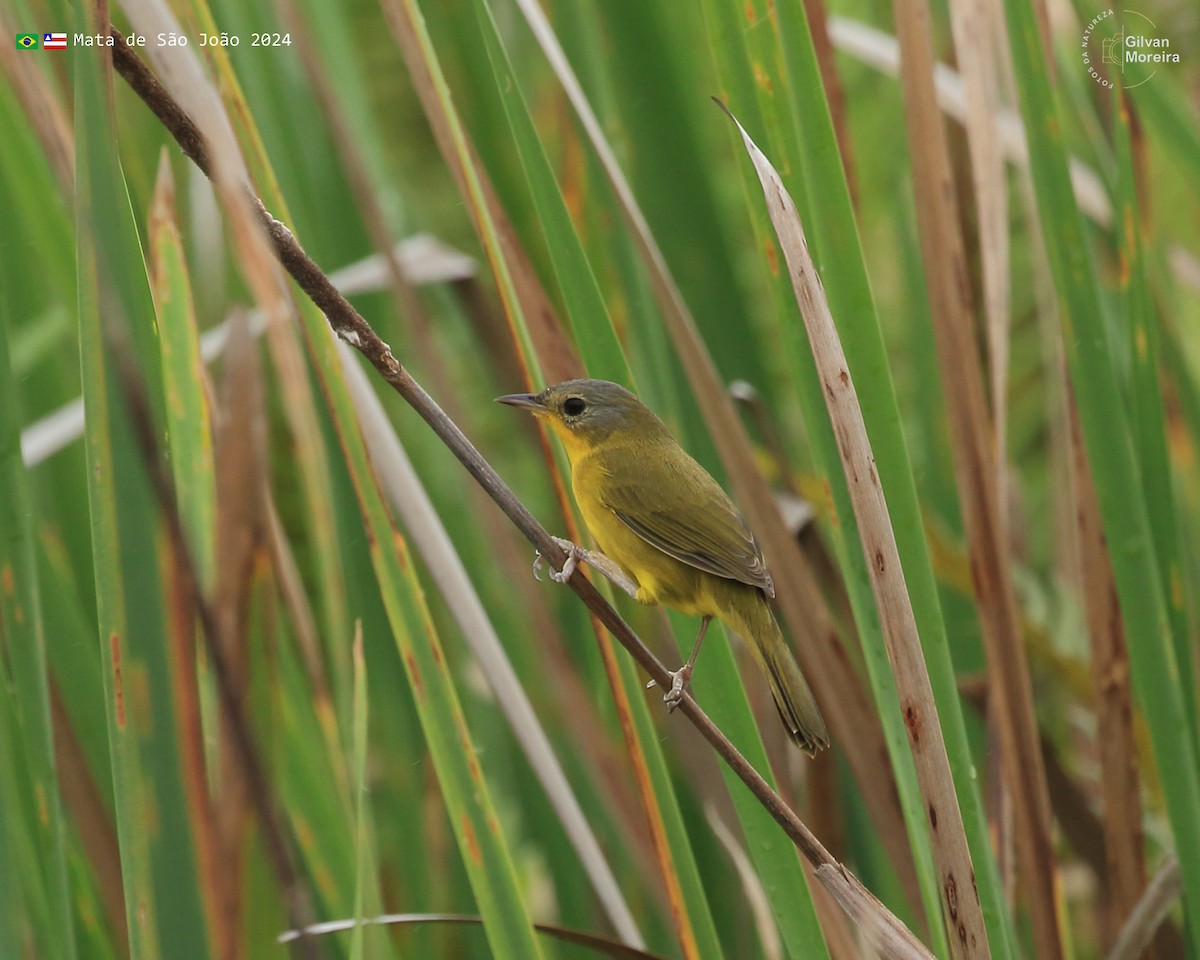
[472,0,627,386]
[769,5,1018,954]
[78,159,202,954]
[380,3,726,957]
[147,155,223,954]
[148,153,216,588]
[0,314,76,960]
[372,0,583,389]
[1114,89,1196,749]
[350,624,367,960]
[720,99,991,960]
[76,10,214,957]
[999,0,1200,947]
[175,8,430,942]
[183,0,356,729]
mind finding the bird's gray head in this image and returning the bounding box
[495,379,662,450]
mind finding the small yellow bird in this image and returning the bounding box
[498,379,829,754]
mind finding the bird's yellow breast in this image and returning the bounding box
[569,447,717,618]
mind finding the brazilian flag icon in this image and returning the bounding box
[16,33,38,49]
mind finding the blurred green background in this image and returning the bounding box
[1,0,1198,956]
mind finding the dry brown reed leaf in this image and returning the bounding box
[719,98,990,960]
[888,0,1062,948]
[945,0,1011,495]
[212,307,270,960]
[1067,385,1149,948]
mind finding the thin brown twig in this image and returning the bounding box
[109,28,933,959]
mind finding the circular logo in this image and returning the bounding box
[1082,8,1181,88]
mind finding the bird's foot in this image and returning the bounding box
[533,537,587,584]
[548,537,583,583]
[533,538,641,598]
[646,664,693,712]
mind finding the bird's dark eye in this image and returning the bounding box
[563,397,587,417]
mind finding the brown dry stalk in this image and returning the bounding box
[795,0,858,207]
[718,99,990,959]
[50,682,128,952]
[1067,384,1148,948]
[888,0,1062,950]
[212,311,270,960]
[945,0,1010,493]
[108,29,933,959]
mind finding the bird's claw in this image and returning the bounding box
[534,537,583,584]
[549,552,577,583]
[647,666,693,712]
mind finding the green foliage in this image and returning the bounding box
[1,0,1197,956]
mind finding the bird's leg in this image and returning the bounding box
[651,616,711,712]
[534,537,639,599]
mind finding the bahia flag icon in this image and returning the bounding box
[43,32,67,48]
[16,33,39,49]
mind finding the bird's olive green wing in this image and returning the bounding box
[599,454,775,597]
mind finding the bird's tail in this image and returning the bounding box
[725,588,829,755]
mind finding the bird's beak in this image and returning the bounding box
[495,392,544,412]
